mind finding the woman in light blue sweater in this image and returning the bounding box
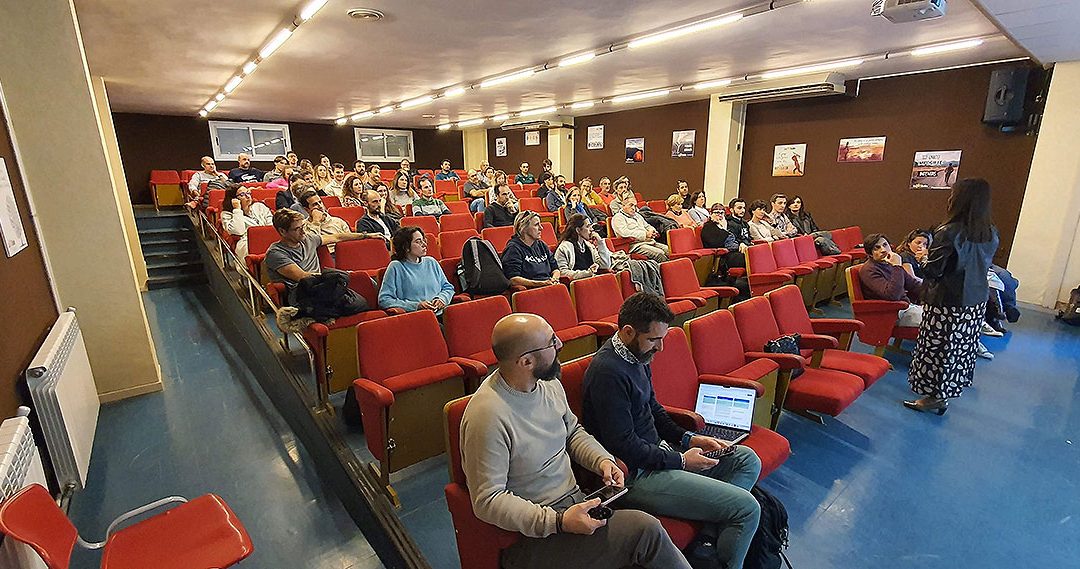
[378,226,455,313]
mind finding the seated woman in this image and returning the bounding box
[562,186,604,227]
[378,226,455,313]
[411,177,451,218]
[221,183,273,260]
[554,213,614,281]
[663,193,697,229]
[786,195,820,235]
[701,204,746,269]
[375,181,404,219]
[747,199,784,242]
[859,233,923,327]
[607,177,635,214]
[895,229,932,279]
[389,171,417,213]
[501,211,561,288]
[340,173,366,208]
[686,191,709,226]
[579,177,604,209]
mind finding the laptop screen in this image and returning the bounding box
[694,384,756,431]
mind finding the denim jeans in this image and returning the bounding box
[469,197,486,213]
[621,445,762,569]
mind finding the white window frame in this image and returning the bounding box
[208,120,292,162]
[354,128,415,162]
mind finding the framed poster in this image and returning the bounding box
[0,158,28,257]
[524,130,541,146]
[494,137,507,157]
[625,138,644,163]
[587,125,604,150]
[837,136,886,162]
[911,150,962,190]
[671,130,695,158]
[772,143,806,177]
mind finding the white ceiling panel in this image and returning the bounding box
[976,0,1080,63]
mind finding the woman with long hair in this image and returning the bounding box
[687,192,709,226]
[554,213,614,280]
[341,174,366,208]
[313,164,333,191]
[895,229,933,278]
[905,178,999,415]
[374,181,402,218]
[786,195,820,235]
[390,171,417,212]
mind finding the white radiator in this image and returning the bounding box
[0,411,49,569]
[26,308,99,491]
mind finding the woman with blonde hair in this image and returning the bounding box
[313,163,333,191]
[664,193,697,229]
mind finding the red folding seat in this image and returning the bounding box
[321,195,342,208]
[646,199,668,213]
[251,188,278,202]
[652,327,790,480]
[446,200,471,214]
[0,484,253,569]
[453,169,467,179]
[244,225,281,284]
[766,285,887,389]
[261,197,276,210]
[204,189,227,227]
[400,215,440,236]
[434,179,459,200]
[521,183,540,196]
[570,273,626,332]
[439,213,476,232]
[352,310,470,504]
[149,169,184,207]
[667,227,722,284]
[793,234,849,303]
[512,189,530,200]
[440,229,480,259]
[769,239,820,308]
[443,295,512,387]
[834,227,867,260]
[540,222,558,250]
[327,206,365,228]
[423,232,441,260]
[731,297,864,423]
[334,239,391,273]
[744,243,796,296]
[845,264,919,356]
[616,270,698,323]
[518,197,557,226]
[179,169,196,185]
[660,259,739,315]
[512,285,604,361]
[482,226,515,252]
[606,236,648,260]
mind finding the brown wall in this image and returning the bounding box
[113,113,464,204]
[573,99,710,201]
[487,128,548,176]
[739,63,1039,264]
[0,103,60,417]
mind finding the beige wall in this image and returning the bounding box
[547,120,575,184]
[462,128,488,171]
[703,99,746,205]
[0,0,162,399]
[1007,61,1080,309]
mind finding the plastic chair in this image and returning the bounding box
[615,270,698,324]
[149,170,183,208]
[793,234,847,303]
[845,264,919,356]
[769,239,820,308]
[434,179,459,200]
[667,227,722,284]
[400,215,440,236]
[512,285,604,361]
[327,206,365,228]
[446,200,471,214]
[244,226,281,285]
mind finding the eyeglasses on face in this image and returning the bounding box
[518,334,558,359]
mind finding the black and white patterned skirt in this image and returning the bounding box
[908,302,986,399]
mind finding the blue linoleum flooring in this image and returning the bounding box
[71,284,1080,569]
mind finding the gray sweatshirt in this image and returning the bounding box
[460,371,614,538]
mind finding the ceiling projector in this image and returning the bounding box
[880,0,948,23]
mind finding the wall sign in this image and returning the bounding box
[625,138,644,163]
[524,131,541,146]
[911,150,962,190]
[495,137,507,157]
[772,144,806,177]
[837,136,886,162]
[0,158,28,257]
[587,125,604,150]
[671,130,696,158]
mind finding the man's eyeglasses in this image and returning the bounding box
[518,334,558,359]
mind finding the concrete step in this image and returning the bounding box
[144,250,200,265]
[134,210,191,232]
[141,240,195,255]
[147,273,207,290]
[138,227,194,245]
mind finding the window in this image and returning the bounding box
[355,128,414,162]
[208,121,292,161]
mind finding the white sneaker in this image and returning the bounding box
[976,341,994,360]
[981,322,1003,337]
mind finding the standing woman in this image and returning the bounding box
[905,178,999,415]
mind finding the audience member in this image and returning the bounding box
[515,162,535,185]
[187,156,228,204]
[555,214,614,280]
[375,181,404,218]
[747,199,784,242]
[597,177,613,202]
[582,292,761,569]
[686,192,709,226]
[478,163,493,185]
[611,201,669,262]
[353,160,366,179]
[543,174,566,211]
[563,187,603,227]
[398,158,418,180]
[537,172,555,200]
[663,194,697,229]
[340,174,366,208]
[460,312,691,569]
[324,163,346,197]
[786,195,819,235]
[228,153,264,183]
[356,189,400,242]
[221,183,273,260]
[487,169,511,204]
[766,193,799,238]
[541,158,553,176]
[318,154,332,172]
[390,171,418,212]
[895,229,932,279]
[301,190,351,252]
[368,164,383,187]
[484,184,518,228]
[378,227,455,314]
[675,180,693,210]
[286,151,298,167]
[298,158,315,176]
[555,174,568,192]
[265,209,380,287]
[702,204,746,269]
[313,164,333,192]
[301,168,316,187]
[462,169,489,213]
[263,156,289,183]
[579,178,604,208]
[435,159,459,181]
[502,211,560,288]
[276,173,306,210]
[607,178,635,214]
[266,165,293,190]
[726,198,753,248]
[859,233,924,327]
[412,177,451,218]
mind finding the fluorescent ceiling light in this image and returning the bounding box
[378,106,395,114]
[204,100,218,112]
[223,75,243,93]
[298,0,329,21]
[400,95,434,109]
[611,89,670,104]
[199,109,209,118]
[570,101,595,110]
[351,111,375,121]
[437,123,452,130]
[559,53,596,67]
[335,117,347,126]
[492,114,510,122]
[458,118,486,127]
[910,39,984,57]
[259,28,293,59]
[242,61,258,75]
[214,93,225,102]
[628,13,743,49]
[480,69,535,88]
[518,106,558,117]
[443,87,467,98]
[760,58,864,80]
[693,78,733,90]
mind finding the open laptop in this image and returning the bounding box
[692,384,756,445]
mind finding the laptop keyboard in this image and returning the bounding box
[700,424,747,442]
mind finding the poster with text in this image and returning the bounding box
[772,143,806,177]
[671,130,696,158]
[625,138,645,163]
[0,158,28,257]
[910,150,962,190]
[837,136,886,162]
[494,137,507,157]
[524,130,541,146]
[587,125,604,150]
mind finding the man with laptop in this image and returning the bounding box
[582,292,762,569]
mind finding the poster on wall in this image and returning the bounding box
[0,158,29,258]
[772,143,806,177]
[837,136,886,162]
[524,130,541,146]
[671,130,696,158]
[495,137,507,157]
[587,125,604,150]
[910,150,962,190]
[625,138,645,163]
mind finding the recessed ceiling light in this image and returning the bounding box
[347,8,385,21]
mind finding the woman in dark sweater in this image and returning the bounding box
[859,233,923,327]
[895,229,932,279]
[701,203,745,269]
[786,195,820,235]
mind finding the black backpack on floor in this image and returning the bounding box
[456,237,510,296]
[744,486,793,569]
[1057,285,1080,327]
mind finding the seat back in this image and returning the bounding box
[649,327,701,411]
[0,483,78,569]
[770,239,802,269]
[521,183,540,195]
[328,206,365,228]
[746,243,780,274]
[685,310,749,376]
[558,355,594,418]
[401,215,440,236]
[765,285,815,358]
[667,228,699,255]
[440,229,480,258]
[540,222,558,249]
[646,200,668,214]
[570,273,622,323]
[246,226,280,257]
[833,227,856,252]
[660,259,701,297]
[518,197,544,213]
[425,232,441,260]
[434,179,458,198]
[446,201,471,214]
[357,310,449,382]
[347,270,382,308]
[443,296,511,360]
[150,169,180,184]
[730,296,783,352]
[208,189,226,211]
[846,264,865,300]
[792,235,820,263]
[512,285,579,332]
[440,213,476,232]
[252,188,278,202]
[335,239,391,272]
[482,226,515,252]
[445,396,471,485]
[848,226,864,246]
[322,196,342,208]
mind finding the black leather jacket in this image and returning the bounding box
[922,222,999,307]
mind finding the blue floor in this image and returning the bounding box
[68,285,383,569]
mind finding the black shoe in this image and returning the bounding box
[1005,306,1021,323]
[903,397,948,415]
[989,319,1008,335]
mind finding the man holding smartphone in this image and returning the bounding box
[582,293,762,569]
[461,313,691,569]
